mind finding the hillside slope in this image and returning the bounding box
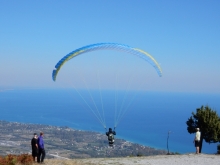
[0,120,166,158]
[44,154,220,165]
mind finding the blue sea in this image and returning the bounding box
[0,88,220,154]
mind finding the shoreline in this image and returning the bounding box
[0,119,216,155]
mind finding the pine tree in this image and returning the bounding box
[186,105,220,153]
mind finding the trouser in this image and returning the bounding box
[109,140,114,146]
[37,148,45,163]
[32,149,38,161]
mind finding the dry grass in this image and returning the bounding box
[43,159,95,165]
[0,154,93,165]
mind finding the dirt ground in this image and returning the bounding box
[44,153,220,165]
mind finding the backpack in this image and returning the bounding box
[108,133,114,141]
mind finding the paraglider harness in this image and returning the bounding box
[108,133,114,141]
[106,127,116,146]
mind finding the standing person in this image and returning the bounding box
[106,128,116,146]
[31,133,38,161]
[37,132,45,163]
[193,128,201,154]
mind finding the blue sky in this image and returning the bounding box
[1,0,220,93]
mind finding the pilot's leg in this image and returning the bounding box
[109,140,113,146]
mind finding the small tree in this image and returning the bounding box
[186,105,220,153]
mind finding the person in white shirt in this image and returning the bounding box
[193,128,201,154]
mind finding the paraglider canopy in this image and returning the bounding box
[52,43,162,82]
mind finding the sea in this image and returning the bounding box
[0,88,220,154]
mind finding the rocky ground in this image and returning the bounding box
[79,154,220,165]
[42,153,220,165]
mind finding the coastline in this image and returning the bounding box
[0,120,167,158]
[1,89,220,154]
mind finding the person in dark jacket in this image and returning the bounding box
[37,132,45,163]
[106,128,116,146]
[31,133,38,162]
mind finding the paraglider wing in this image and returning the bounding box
[52,43,162,81]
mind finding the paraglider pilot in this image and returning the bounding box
[106,128,116,146]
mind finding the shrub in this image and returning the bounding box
[136,153,143,157]
[17,154,33,165]
[0,156,7,165]
[0,154,33,165]
[5,154,17,165]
